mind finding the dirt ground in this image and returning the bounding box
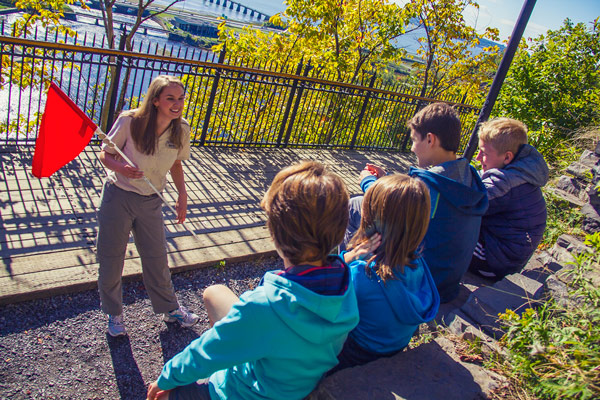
[0,256,281,400]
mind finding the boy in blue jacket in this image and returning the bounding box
[146,161,359,400]
[470,118,549,279]
[346,103,488,303]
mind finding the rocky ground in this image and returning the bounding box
[0,256,282,400]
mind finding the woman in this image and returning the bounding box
[97,75,198,337]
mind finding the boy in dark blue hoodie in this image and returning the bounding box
[345,103,488,303]
[470,118,548,280]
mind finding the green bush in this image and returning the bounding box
[498,232,600,399]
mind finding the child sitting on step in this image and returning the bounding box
[470,118,549,280]
[331,173,440,373]
[147,161,359,400]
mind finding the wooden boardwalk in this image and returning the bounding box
[0,145,415,305]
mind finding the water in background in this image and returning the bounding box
[157,0,286,23]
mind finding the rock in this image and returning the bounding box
[544,275,572,308]
[555,234,589,256]
[309,337,506,400]
[579,150,600,169]
[582,203,600,233]
[522,252,554,283]
[588,185,600,209]
[555,175,588,200]
[442,312,503,355]
[566,161,594,181]
[545,187,586,208]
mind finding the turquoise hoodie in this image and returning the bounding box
[348,257,440,353]
[157,260,359,400]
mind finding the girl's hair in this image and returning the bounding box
[129,75,185,155]
[261,161,349,266]
[348,174,430,282]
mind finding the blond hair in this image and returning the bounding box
[128,75,185,155]
[348,174,430,282]
[478,118,528,155]
[261,161,349,266]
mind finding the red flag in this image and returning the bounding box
[32,82,97,178]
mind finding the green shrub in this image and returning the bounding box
[498,232,600,399]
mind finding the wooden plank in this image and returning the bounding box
[0,225,272,278]
[0,234,276,305]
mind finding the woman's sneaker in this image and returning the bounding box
[107,314,127,337]
[163,307,199,327]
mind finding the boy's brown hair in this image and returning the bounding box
[478,117,528,155]
[349,174,430,282]
[407,102,461,152]
[261,161,349,266]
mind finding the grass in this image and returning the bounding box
[495,233,600,399]
[540,189,585,249]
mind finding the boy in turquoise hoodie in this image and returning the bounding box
[146,161,359,400]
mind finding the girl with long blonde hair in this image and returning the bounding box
[97,75,199,337]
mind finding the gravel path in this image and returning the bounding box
[0,256,283,400]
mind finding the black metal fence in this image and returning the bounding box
[0,22,481,151]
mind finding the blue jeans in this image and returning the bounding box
[341,195,364,252]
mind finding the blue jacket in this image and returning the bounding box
[480,144,549,278]
[347,257,440,353]
[409,159,488,302]
[157,256,359,400]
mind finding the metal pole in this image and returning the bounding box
[463,0,537,161]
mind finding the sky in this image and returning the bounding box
[466,0,600,41]
[392,0,600,42]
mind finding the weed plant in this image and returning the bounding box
[540,190,585,249]
[497,232,600,400]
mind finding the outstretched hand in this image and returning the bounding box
[147,381,170,400]
[344,233,382,264]
[365,163,386,178]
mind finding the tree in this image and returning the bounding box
[11,0,184,129]
[494,18,600,133]
[209,0,419,146]
[408,0,500,101]
[217,0,415,84]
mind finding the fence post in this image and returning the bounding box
[282,61,311,147]
[199,46,227,146]
[463,0,537,161]
[276,60,304,147]
[349,73,377,150]
[105,28,127,131]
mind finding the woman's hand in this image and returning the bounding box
[344,233,381,264]
[175,192,188,223]
[120,163,144,179]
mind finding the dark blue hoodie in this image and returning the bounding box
[479,144,548,278]
[409,158,488,303]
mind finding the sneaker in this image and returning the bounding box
[107,314,127,337]
[476,269,498,279]
[163,307,199,327]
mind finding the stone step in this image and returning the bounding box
[308,337,505,400]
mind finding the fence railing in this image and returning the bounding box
[0,22,481,151]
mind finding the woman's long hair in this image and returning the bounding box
[129,75,185,155]
[348,174,431,282]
